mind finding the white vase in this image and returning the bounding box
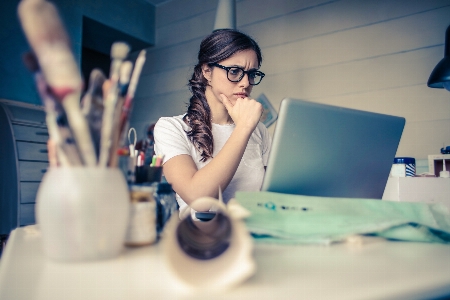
[36,167,130,262]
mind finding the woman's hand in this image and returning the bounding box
[220,94,263,131]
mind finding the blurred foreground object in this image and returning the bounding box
[162,196,254,293]
[18,0,146,167]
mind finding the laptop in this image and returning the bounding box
[261,98,405,199]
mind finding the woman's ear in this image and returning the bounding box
[202,64,212,82]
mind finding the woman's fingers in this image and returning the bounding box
[220,94,262,129]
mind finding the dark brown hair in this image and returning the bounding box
[183,29,262,162]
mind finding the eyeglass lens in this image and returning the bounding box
[227,67,263,85]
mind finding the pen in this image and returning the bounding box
[150,155,157,167]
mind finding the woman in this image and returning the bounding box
[154,29,271,218]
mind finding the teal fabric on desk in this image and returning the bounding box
[235,191,450,244]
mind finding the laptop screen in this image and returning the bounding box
[261,98,405,199]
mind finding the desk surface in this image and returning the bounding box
[1,226,450,300]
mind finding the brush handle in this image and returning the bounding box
[19,0,97,166]
[18,0,82,91]
[99,43,130,167]
[35,71,82,166]
[62,94,97,166]
[118,50,147,140]
[108,96,125,167]
[99,85,120,167]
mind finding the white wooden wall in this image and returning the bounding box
[131,0,450,168]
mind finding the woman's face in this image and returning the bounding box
[203,49,259,107]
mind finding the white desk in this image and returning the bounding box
[1,226,450,300]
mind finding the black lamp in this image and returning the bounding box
[427,25,450,91]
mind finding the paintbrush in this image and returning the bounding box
[81,68,106,159]
[108,61,133,167]
[98,42,130,167]
[18,0,97,166]
[119,61,133,97]
[22,52,82,166]
[118,50,147,142]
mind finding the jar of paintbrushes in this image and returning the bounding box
[18,0,147,261]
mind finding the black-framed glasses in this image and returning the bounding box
[210,63,265,85]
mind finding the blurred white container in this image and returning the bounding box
[391,157,416,177]
[162,197,255,293]
[125,184,157,246]
[36,167,129,262]
[383,177,450,210]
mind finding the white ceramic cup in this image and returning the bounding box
[36,167,130,262]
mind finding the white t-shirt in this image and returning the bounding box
[154,114,271,217]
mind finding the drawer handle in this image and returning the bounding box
[39,149,48,153]
[35,132,49,136]
[41,169,47,173]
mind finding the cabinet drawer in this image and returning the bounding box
[8,104,46,124]
[20,204,36,226]
[20,182,41,204]
[13,124,49,143]
[16,141,49,161]
[19,161,48,181]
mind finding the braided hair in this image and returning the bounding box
[183,29,262,162]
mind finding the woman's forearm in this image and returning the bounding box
[163,125,253,204]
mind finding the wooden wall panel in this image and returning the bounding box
[258,46,442,102]
[136,66,192,96]
[155,10,215,48]
[237,0,336,28]
[261,7,450,74]
[156,0,218,28]
[132,90,190,134]
[140,38,200,75]
[242,0,450,48]
[398,119,450,157]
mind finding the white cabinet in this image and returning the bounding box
[0,99,48,235]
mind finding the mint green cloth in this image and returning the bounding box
[235,191,450,244]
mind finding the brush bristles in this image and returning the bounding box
[111,42,130,60]
[89,69,106,89]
